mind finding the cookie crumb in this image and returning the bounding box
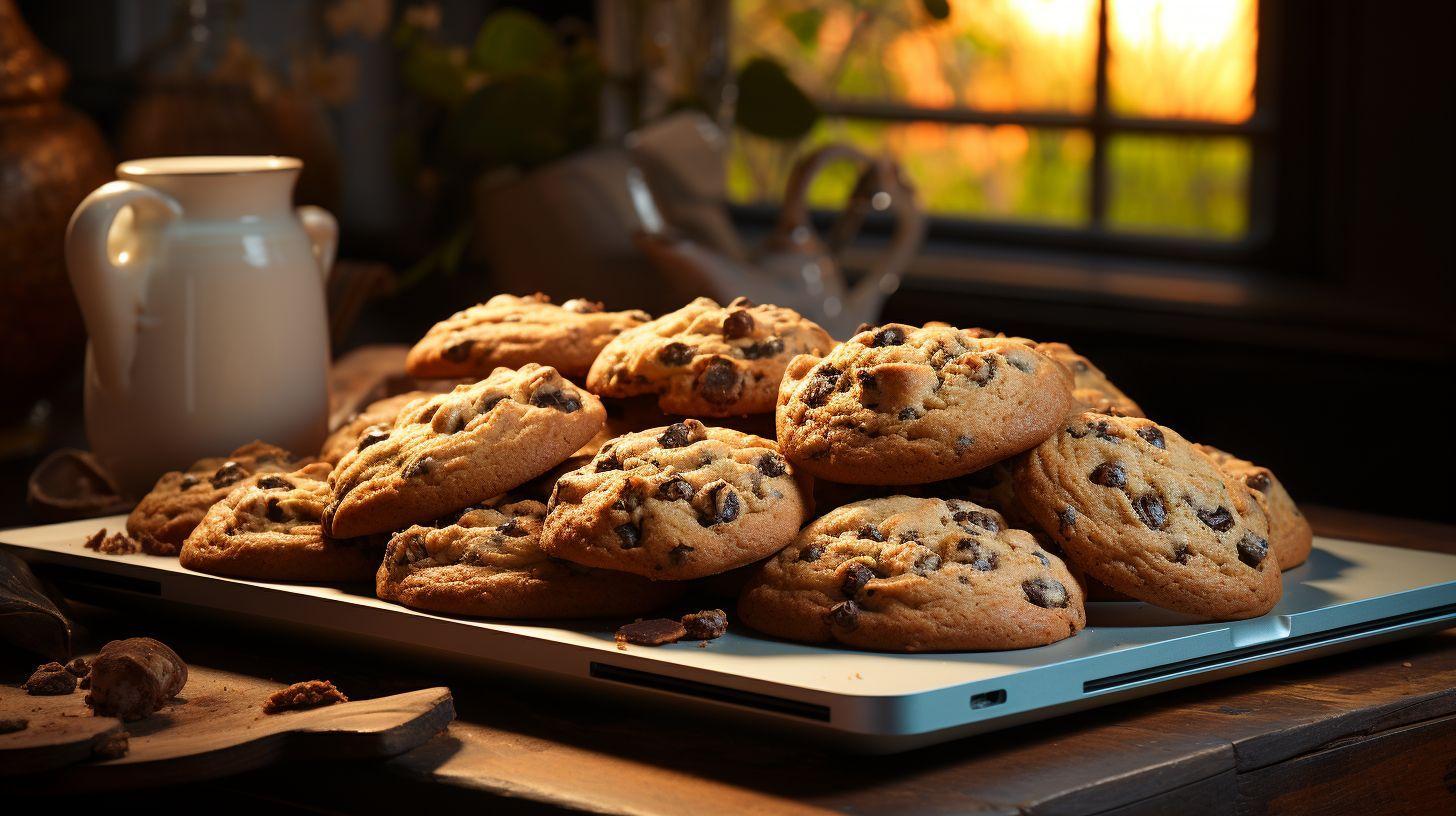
[263,680,349,714]
[91,730,130,760]
[615,618,687,647]
[23,662,77,696]
[0,717,28,734]
[1403,661,1412,668]
[680,609,728,640]
[66,657,91,677]
[84,529,143,555]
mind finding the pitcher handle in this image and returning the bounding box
[65,181,181,394]
[297,205,338,285]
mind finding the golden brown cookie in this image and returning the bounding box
[324,365,605,539]
[376,498,684,618]
[1034,341,1144,417]
[126,441,307,555]
[776,324,1074,485]
[541,420,810,580]
[1194,444,1312,570]
[319,391,437,465]
[406,293,651,379]
[180,463,383,581]
[586,297,834,417]
[738,496,1085,652]
[1013,412,1281,620]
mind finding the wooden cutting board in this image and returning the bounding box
[1,659,454,792]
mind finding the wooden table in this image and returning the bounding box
[6,348,1455,813]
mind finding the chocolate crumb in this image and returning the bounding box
[263,680,349,714]
[0,718,27,734]
[23,662,76,695]
[91,730,130,760]
[680,609,728,640]
[65,657,91,678]
[615,618,686,647]
[84,529,143,556]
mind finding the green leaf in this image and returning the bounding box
[470,9,560,75]
[921,0,951,22]
[734,57,819,141]
[783,9,824,48]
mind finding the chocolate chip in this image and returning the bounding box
[956,540,999,571]
[857,524,885,542]
[1005,352,1035,373]
[1072,359,1090,373]
[897,407,919,421]
[1092,421,1121,442]
[668,544,696,564]
[615,618,686,646]
[658,422,694,448]
[442,339,475,362]
[1134,494,1167,530]
[498,517,529,537]
[417,403,440,423]
[871,326,906,347]
[1246,472,1272,492]
[914,551,943,574]
[476,393,507,414]
[955,435,974,452]
[1058,506,1077,535]
[0,718,28,734]
[256,475,293,491]
[530,389,582,413]
[179,474,199,490]
[954,510,1001,533]
[1033,550,1050,567]
[741,336,784,359]
[756,453,787,477]
[211,461,247,488]
[264,497,286,523]
[614,523,641,548]
[722,309,755,339]
[681,609,729,640]
[357,427,390,451]
[802,367,841,407]
[696,481,741,526]
[656,478,694,502]
[1137,426,1166,449]
[798,543,825,562]
[613,483,644,513]
[967,356,998,386]
[1198,506,1235,532]
[1023,578,1070,608]
[658,342,695,366]
[1090,462,1126,487]
[840,562,875,597]
[596,454,622,472]
[403,456,435,478]
[1237,533,1268,568]
[826,600,860,629]
[696,358,743,405]
[1171,542,1191,564]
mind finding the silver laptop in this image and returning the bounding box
[5,515,1454,753]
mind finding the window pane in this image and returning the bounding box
[733,0,1098,112]
[1108,0,1258,122]
[730,120,1091,225]
[1106,134,1250,238]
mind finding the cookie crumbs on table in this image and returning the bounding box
[23,661,76,695]
[616,618,688,647]
[83,528,143,555]
[681,608,729,640]
[263,680,349,714]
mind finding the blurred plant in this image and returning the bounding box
[393,4,603,285]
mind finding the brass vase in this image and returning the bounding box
[0,0,114,420]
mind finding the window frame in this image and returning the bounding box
[731,0,1280,269]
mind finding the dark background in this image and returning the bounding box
[11,0,1455,524]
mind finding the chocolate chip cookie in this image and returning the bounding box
[1034,342,1144,417]
[319,391,437,465]
[126,441,307,555]
[1013,412,1281,620]
[776,324,1074,485]
[1194,444,1312,570]
[407,293,652,380]
[586,297,834,417]
[540,420,809,580]
[376,498,684,618]
[325,364,605,539]
[738,496,1085,652]
[180,463,383,581]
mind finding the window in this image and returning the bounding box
[729,0,1268,255]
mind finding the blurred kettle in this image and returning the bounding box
[630,113,925,338]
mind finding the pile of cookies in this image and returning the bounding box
[122,292,1311,653]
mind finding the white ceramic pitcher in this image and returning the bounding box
[65,156,336,496]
